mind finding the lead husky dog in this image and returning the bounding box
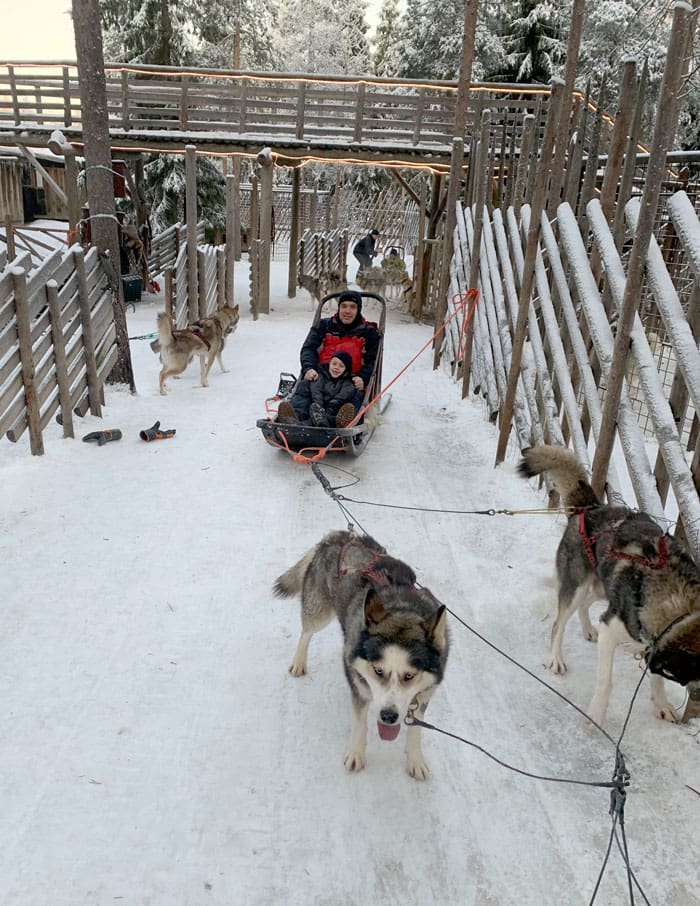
[519,445,700,726]
[274,530,448,779]
[152,304,239,395]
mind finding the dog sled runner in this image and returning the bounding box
[257,291,389,458]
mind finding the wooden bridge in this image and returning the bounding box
[0,61,558,167]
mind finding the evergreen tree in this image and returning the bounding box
[274,0,370,74]
[100,0,192,65]
[372,0,402,78]
[491,0,565,84]
[143,153,226,234]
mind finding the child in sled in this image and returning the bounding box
[278,350,356,429]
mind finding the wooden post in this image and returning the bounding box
[12,266,44,454]
[612,61,649,249]
[495,79,565,464]
[197,248,206,318]
[592,2,697,497]
[165,266,174,321]
[217,247,226,309]
[46,279,75,438]
[288,167,301,298]
[547,0,586,212]
[413,180,428,320]
[185,144,198,322]
[461,108,491,396]
[5,216,15,260]
[73,246,102,417]
[513,115,535,217]
[257,147,273,315]
[432,0,479,360]
[599,60,637,223]
[225,172,236,306]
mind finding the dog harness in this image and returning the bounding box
[176,325,211,350]
[577,510,669,572]
[336,538,415,589]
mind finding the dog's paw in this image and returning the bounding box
[288,660,307,677]
[582,627,598,643]
[406,755,430,781]
[652,701,680,723]
[344,750,366,772]
[548,657,568,674]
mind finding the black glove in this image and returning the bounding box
[82,429,122,446]
[140,420,176,442]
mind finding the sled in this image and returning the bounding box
[256,291,390,458]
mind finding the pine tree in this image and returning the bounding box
[493,0,565,84]
[274,0,370,74]
[372,0,402,78]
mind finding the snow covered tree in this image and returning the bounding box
[100,0,192,65]
[490,0,565,84]
[179,0,278,70]
[372,0,402,78]
[396,0,507,82]
[274,0,370,74]
[101,0,277,69]
[143,153,226,234]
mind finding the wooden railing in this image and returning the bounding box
[0,62,556,161]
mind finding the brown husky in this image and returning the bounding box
[519,444,700,727]
[152,305,239,395]
[274,530,449,780]
[299,270,347,310]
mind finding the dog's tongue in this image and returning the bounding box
[377,721,401,741]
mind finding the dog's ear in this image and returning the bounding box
[423,605,447,649]
[364,591,386,626]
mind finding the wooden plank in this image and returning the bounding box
[9,266,43,452]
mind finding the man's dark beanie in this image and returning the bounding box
[330,350,353,373]
[338,290,362,312]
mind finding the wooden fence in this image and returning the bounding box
[0,245,118,454]
[444,190,700,561]
[297,228,349,283]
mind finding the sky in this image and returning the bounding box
[0,2,75,61]
[1,254,699,905]
[0,1,390,62]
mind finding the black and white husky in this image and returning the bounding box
[519,444,700,727]
[274,530,449,780]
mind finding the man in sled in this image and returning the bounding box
[297,290,380,423]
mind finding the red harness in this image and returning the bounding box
[578,510,669,572]
[337,538,414,588]
[175,325,211,350]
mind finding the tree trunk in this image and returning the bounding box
[72,0,135,391]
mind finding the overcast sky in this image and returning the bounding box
[0,1,388,62]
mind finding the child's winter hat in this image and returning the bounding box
[330,350,353,374]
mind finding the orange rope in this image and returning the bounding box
[455,289,480,362]
[266,289,480,465]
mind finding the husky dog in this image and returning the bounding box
[152,304,239,395]
[356,265,386,294]
[274,530,448,779]
[299,270,347,310]
[519,445,700,726]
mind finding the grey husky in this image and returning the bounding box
[274,530,449,779]
[519,445,700,726]
[151,304,239,395]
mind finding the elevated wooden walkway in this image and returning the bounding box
[0,62,554,167]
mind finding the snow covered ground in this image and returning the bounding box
[1,260,699,905]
